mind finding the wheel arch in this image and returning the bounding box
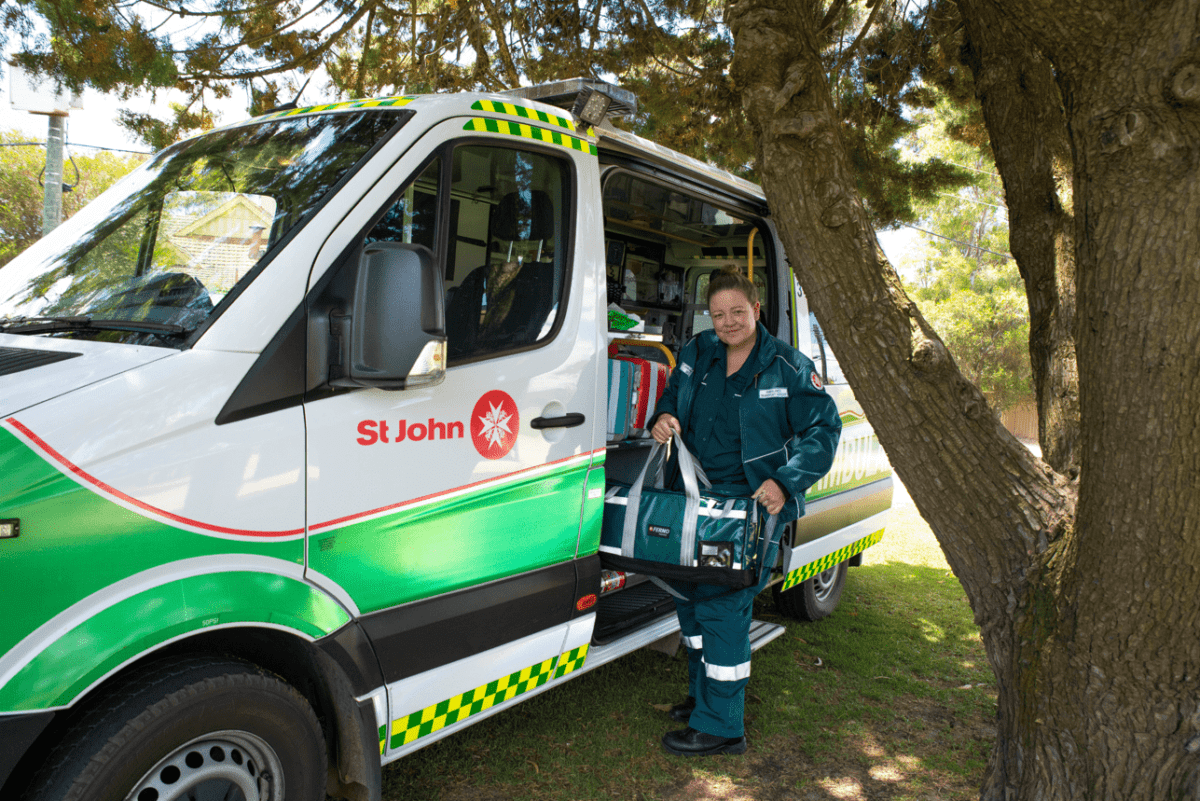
[0,564,350,711]
[0,561,385,800]
[4,623,384,801]
[157,626,385,801]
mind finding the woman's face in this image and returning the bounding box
[709,288,760,351]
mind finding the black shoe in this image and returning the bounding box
[668,696,696,723]
[662,727,747,756]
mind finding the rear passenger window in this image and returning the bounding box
[809,313,845,384]
[443,146,570,362]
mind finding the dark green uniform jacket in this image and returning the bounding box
[652,323,842,524]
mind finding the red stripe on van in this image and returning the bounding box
[309,448,606,533]
[5,417,304,539]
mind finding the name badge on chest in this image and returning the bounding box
[759,387,788,399]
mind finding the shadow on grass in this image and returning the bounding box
[375,561,995,801]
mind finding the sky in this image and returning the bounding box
[1,71,251,155]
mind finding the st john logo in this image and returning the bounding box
[471,390,519,459]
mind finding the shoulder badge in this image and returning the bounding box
[811,371,823,390]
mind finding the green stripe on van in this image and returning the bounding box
[309,457,592,614]
[469,100,578,132]
[462,118,597,155]
[0,427,303,679]
[0,570,349,711]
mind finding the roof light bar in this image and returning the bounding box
[498,78,637,127]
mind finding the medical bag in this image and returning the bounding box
[600,433,778,587]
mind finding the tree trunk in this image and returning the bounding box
[728,0,1200,797]
[980,0,1200,795]
[956,0,1081,478]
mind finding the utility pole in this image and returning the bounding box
[38,112,68,235]
[8,63,83,236]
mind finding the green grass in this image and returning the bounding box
[376,483,995,800]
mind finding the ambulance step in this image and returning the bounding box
[585,612,680,672]
[748,619,787,652]
[585,615,785,679]
[592,581,676,645]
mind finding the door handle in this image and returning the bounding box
[530,413,586,430]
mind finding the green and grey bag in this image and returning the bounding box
[600,432,778,587]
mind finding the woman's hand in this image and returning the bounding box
[753,479,787,516]
[651,414,680,444]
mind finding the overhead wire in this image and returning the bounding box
[899,222,1012,260]
[0,141,151,155]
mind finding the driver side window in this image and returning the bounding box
[362,143,571,365]
[442,146,570,362]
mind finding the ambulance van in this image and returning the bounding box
[0,79,892,800]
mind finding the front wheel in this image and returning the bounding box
[24,656,326,801]
[772,561,848,621]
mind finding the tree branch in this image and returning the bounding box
[477,0,521,87]
[817,0,848,36]
[831,0,885,79]
[180,3,372,84]
[957,0,1079,475]
[355,4,376,99]
[136,0,291,18]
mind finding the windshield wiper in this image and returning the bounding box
[0,315,190,337]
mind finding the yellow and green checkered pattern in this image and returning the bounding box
[192,96,417,140]
[780,529,885,592]
[552,643,589,679]
[257,96,416,122]
[384,644,590,752]
[463,117,597,155]
[470,100,581,133]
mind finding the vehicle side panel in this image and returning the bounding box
[0,351,311,711]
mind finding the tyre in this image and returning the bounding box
[24,656,326,801]
[772,560,848,621]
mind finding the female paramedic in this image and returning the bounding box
[649,266,841,757]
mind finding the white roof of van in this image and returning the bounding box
[209,92,767,209]
[593,125,764,207]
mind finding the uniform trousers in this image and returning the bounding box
[668,580,758,738]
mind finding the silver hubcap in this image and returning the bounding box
[124,730,284,801]
[810,567,839,602]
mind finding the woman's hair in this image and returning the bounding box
[706,265,759,306]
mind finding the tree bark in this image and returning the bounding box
[956,0,1081,478]
[728,0,1200,798]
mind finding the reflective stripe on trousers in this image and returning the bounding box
[668,580,757,739]
[703,657,752,682]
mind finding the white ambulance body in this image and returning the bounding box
[0,82,892,800]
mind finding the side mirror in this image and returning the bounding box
[330,242,446,390]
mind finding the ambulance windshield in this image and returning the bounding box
[0,109,410,346]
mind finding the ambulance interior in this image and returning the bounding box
[602,171,772,361]
[600,169,775,443]
[594,170,779,643]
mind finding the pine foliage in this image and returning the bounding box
[3,0,972,232]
